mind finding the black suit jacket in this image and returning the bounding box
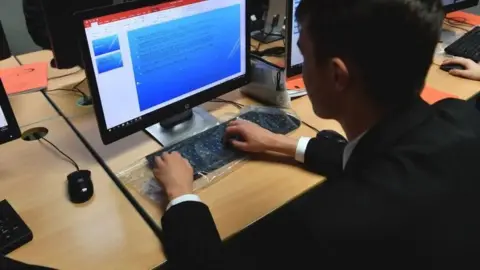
[161,98,480,270]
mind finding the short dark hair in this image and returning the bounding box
[296,0,444,107]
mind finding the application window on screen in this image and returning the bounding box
[290,0,303,68]
[0,106,7,129]
[83,0,247,130]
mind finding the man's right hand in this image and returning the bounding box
[442,57,480,81]
[225,119,298,157]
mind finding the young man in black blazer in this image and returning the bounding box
[154,0,480,269]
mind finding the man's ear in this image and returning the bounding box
[331,57,350,92]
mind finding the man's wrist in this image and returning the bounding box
[269,134,298,157]
[167,190,192,202]
[166,194,201,211]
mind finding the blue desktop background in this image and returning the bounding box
[96,51,124,74]
[128,4,242,111]
[92,35,120,56]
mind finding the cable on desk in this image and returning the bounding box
[40,91,166,244]
[12,55,22,65]
[39,137,80,171]
[46,77,89,99]
[443,20,469,32]
[211,98,245,109]
[445,16,475,27]
[48,68,84,80]
[47,88,85,97]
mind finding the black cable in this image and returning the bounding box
[443,20,469,32]
[300,120,320,133]
[46,77,89,99]
[39,137,80,171]
[211,98,244,109]
[276,70,282,91]
[47,88,85,97]
[12,55,22,65]
[446,16,475,27]
[41,91,166,245]
[48,68,84,80]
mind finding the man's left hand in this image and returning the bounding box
[153,152,194,202]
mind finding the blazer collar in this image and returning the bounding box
[343,97,433,173]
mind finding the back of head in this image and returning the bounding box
[296,0,444,109]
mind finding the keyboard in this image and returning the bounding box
[0,200,33,255]
[146,109,301,179]
[445,26,480,62]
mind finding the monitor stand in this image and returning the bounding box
[145,107,219,147]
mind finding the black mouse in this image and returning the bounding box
[440,63,466,72]
[67,170,94,204]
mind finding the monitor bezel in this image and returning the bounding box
[285,0,302,78]
[75,0,251,145]
[0,80,21,145]
[444,0,479,13]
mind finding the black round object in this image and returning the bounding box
[67,170,94,204]
[21,127,49,141]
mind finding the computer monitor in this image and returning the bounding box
[443,0,479,13]
[0,80,21,145]
[285,0,302,78]
[40,0,114,69]
[76,0,250,145]
[0,21,11,61]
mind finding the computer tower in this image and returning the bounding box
[0,21,11,61]
[40,0,113,69]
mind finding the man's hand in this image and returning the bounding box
[153,152,194,201]
[225,119,298,157]
[442,57,480,81]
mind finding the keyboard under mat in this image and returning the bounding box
[146,109,301,179]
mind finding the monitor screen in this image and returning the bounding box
[0,80,21,144]
[82,0,247,131]
[289,0,302,69]
[286,0,303,78]
[0,106,7,130]
[442,0,479,13]
[442,0,468,5]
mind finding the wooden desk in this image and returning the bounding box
[9,92,59,128]
[0,117,164,269]
[0,56,20,69]
[14,20,477,266]
[59,96,324,242]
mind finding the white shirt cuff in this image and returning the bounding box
[166,194,202,211]
[295,137,311,163]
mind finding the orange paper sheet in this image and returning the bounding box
[421,85,458,105]
[286,75,306,90]
[0,62,48,95]
[448,11,480,26]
